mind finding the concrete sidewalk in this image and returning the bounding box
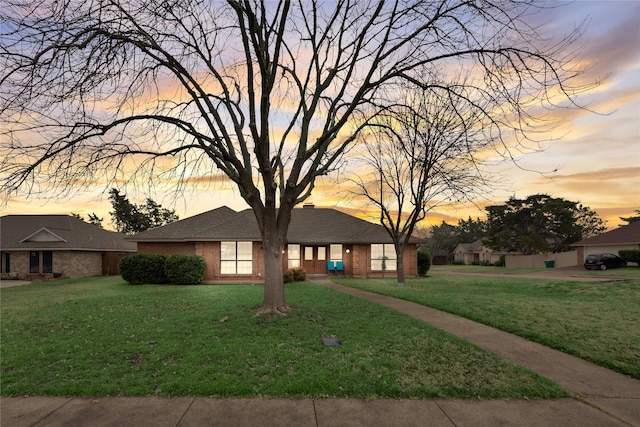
[2,278,639,426]
[1,395,633,427]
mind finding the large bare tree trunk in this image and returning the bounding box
[253,202,293,314]
[396,247,406,286]
[260,234,288,314]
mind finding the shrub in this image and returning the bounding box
[165,254,207,285]
[283,269,294,283]
[283,268,306,283]
[292,268,306,282]
[417,250,431,276]
[494,255,506,267]
[119,254,168,285]
[619,249,640,266]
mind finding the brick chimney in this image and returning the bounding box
[303,203,315,209]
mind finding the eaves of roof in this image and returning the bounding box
[1,214,136,252]
[571,221,640,247]
[130,206,418,245]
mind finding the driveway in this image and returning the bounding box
[0,280,32,288]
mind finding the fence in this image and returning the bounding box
[505,250,579,269]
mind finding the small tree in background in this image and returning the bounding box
[620,210,640,225]
[484,194,606,254]
[108,189,178,234]
[71,212,104,228]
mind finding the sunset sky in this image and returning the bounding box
[2,1,639,230]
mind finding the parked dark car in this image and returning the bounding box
[584,253,627,270]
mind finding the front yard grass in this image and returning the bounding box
[1,276,567,399]
[334,272,640,379]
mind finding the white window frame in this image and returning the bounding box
[288,244,301,269]
[370,244,397,271]
[329,244,343,263]
[220,241,253,275]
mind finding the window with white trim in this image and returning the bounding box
[220,241,253,274]
[317,247,326,261]
[371,244,396,271]
[329,244,342,263]
[288,244,301,269]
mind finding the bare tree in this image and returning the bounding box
[1,1,590,312]
[352,81,495,284]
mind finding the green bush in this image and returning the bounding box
[417,250,431,277]
[165,254,207,285]
[283,269,294,283]
[494,254,506,267]
[619,249,640,266]
[292,268,306,282]
[119,254,168,285]
[283,268,306,283]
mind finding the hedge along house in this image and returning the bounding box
[130,204,418,281]
[0,215,137,281]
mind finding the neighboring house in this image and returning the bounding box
[130,204,418,281]
[0,215,136,281]
[571,221,640,263]
[429,249,449,265]
[416,242,449,265]
[453,239,502,265]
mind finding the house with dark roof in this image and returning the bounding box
[130,204,418,281]
[0,215,136,280]
[571,221,640,263]
[452,239,510,265]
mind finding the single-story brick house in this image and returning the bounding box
[571,221,640,263]
[0,215,136,281]
[130,204,418,281]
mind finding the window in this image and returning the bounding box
[42,251,53,273]
[371,244,397,271]
[304,246,314,261]
[1,252,10,274]
[29,251,40,273]
[329,244,342,263]
[317,247,326,261]
[288,244,300,269]
[221,241,253,275]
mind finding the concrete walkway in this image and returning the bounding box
[2,278,639,427]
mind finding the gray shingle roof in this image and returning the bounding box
[130,206,413,244]
[0,215,137,252]
[571,221,640,247]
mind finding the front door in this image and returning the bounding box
[303,246,327,274]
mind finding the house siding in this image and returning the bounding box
[350,244,417,278]
[138,241,267,281]
[582,244,639,261]
[136,241,417,280]
[2,250,104,280]
[59,251,103,278]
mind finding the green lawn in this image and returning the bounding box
[1,276,566,399]
[335,271,640,379]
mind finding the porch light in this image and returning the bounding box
[345,249,350,254]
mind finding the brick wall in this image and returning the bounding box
[3,250,103,280]
[350,243,417,278]
[57,251,103,277]
[139,241,267,281]
[137,242,196,255]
